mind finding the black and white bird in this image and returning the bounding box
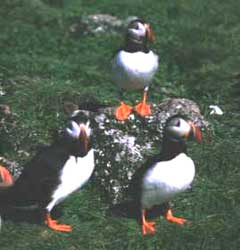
[112,18,159,120]
[129,116,202,235]
[0,111,94,232]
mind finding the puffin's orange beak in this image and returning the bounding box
[79,126,89,152]
[144,23,155,42]
[191,123,203,143]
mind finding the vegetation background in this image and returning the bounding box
[0,0,239,249]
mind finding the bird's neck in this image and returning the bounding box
[160,137,187,161]
[123,39,149,53]
[54,137,91,158]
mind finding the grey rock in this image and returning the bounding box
[0,105,11,116]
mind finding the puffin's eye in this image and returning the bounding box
[176,120,181,127]
[135,23,140,29]
[131,22,139,30]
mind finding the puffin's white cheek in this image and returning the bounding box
[137,22,147,36]
[86,128,91,137]
[66,121,81,139]
[175,128,188,138]
[86,121,91,137]
[180,122,191,136]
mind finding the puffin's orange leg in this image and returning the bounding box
[0,165,14,187]
[134,90,152,117]
[45,213,72,232]
[115,102,133,121]
[141,209,156,235]
[165,209,187,225]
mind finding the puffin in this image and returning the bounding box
[0,111,94,232]
[128,116,203,235]
[112,18,159,121]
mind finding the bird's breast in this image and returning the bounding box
[112,50,158,90]
[141,153,195,209]
[51,149,95,202]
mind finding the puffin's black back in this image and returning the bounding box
[0,141,70,208]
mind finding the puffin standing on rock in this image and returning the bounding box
[0,111,94,232]
[129,116,202,235]
[112,18,159,120]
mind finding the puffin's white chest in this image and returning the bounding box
[46,149,94,212]
[141,153,195,209]
[112,50,158,90]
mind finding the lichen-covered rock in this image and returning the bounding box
[69,14,137,36]
[0,105,11,116]
[77,98,208,205]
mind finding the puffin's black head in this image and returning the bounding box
[126,18,155,45]
[65,111,92,157]
[165,116,203,143]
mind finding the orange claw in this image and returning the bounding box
[134,91,152,117]
[165,209,187,225]
[45,213,72,232]
[115,102,133,121]
[0,165,14,186]
[141,209,156,235]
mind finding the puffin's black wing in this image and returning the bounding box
[9,145,69,207]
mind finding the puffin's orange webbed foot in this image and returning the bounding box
[134,102,152,117]
[0,165,14,186]
[165,209,187,225]
[141,209,156,235]
[45,213,72,232]
[115,102,133,121]
[134,89,152,117]
[142,220,156,235]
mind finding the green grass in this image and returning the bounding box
[0,0,240,249]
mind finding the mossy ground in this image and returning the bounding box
[0,0,240,249]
